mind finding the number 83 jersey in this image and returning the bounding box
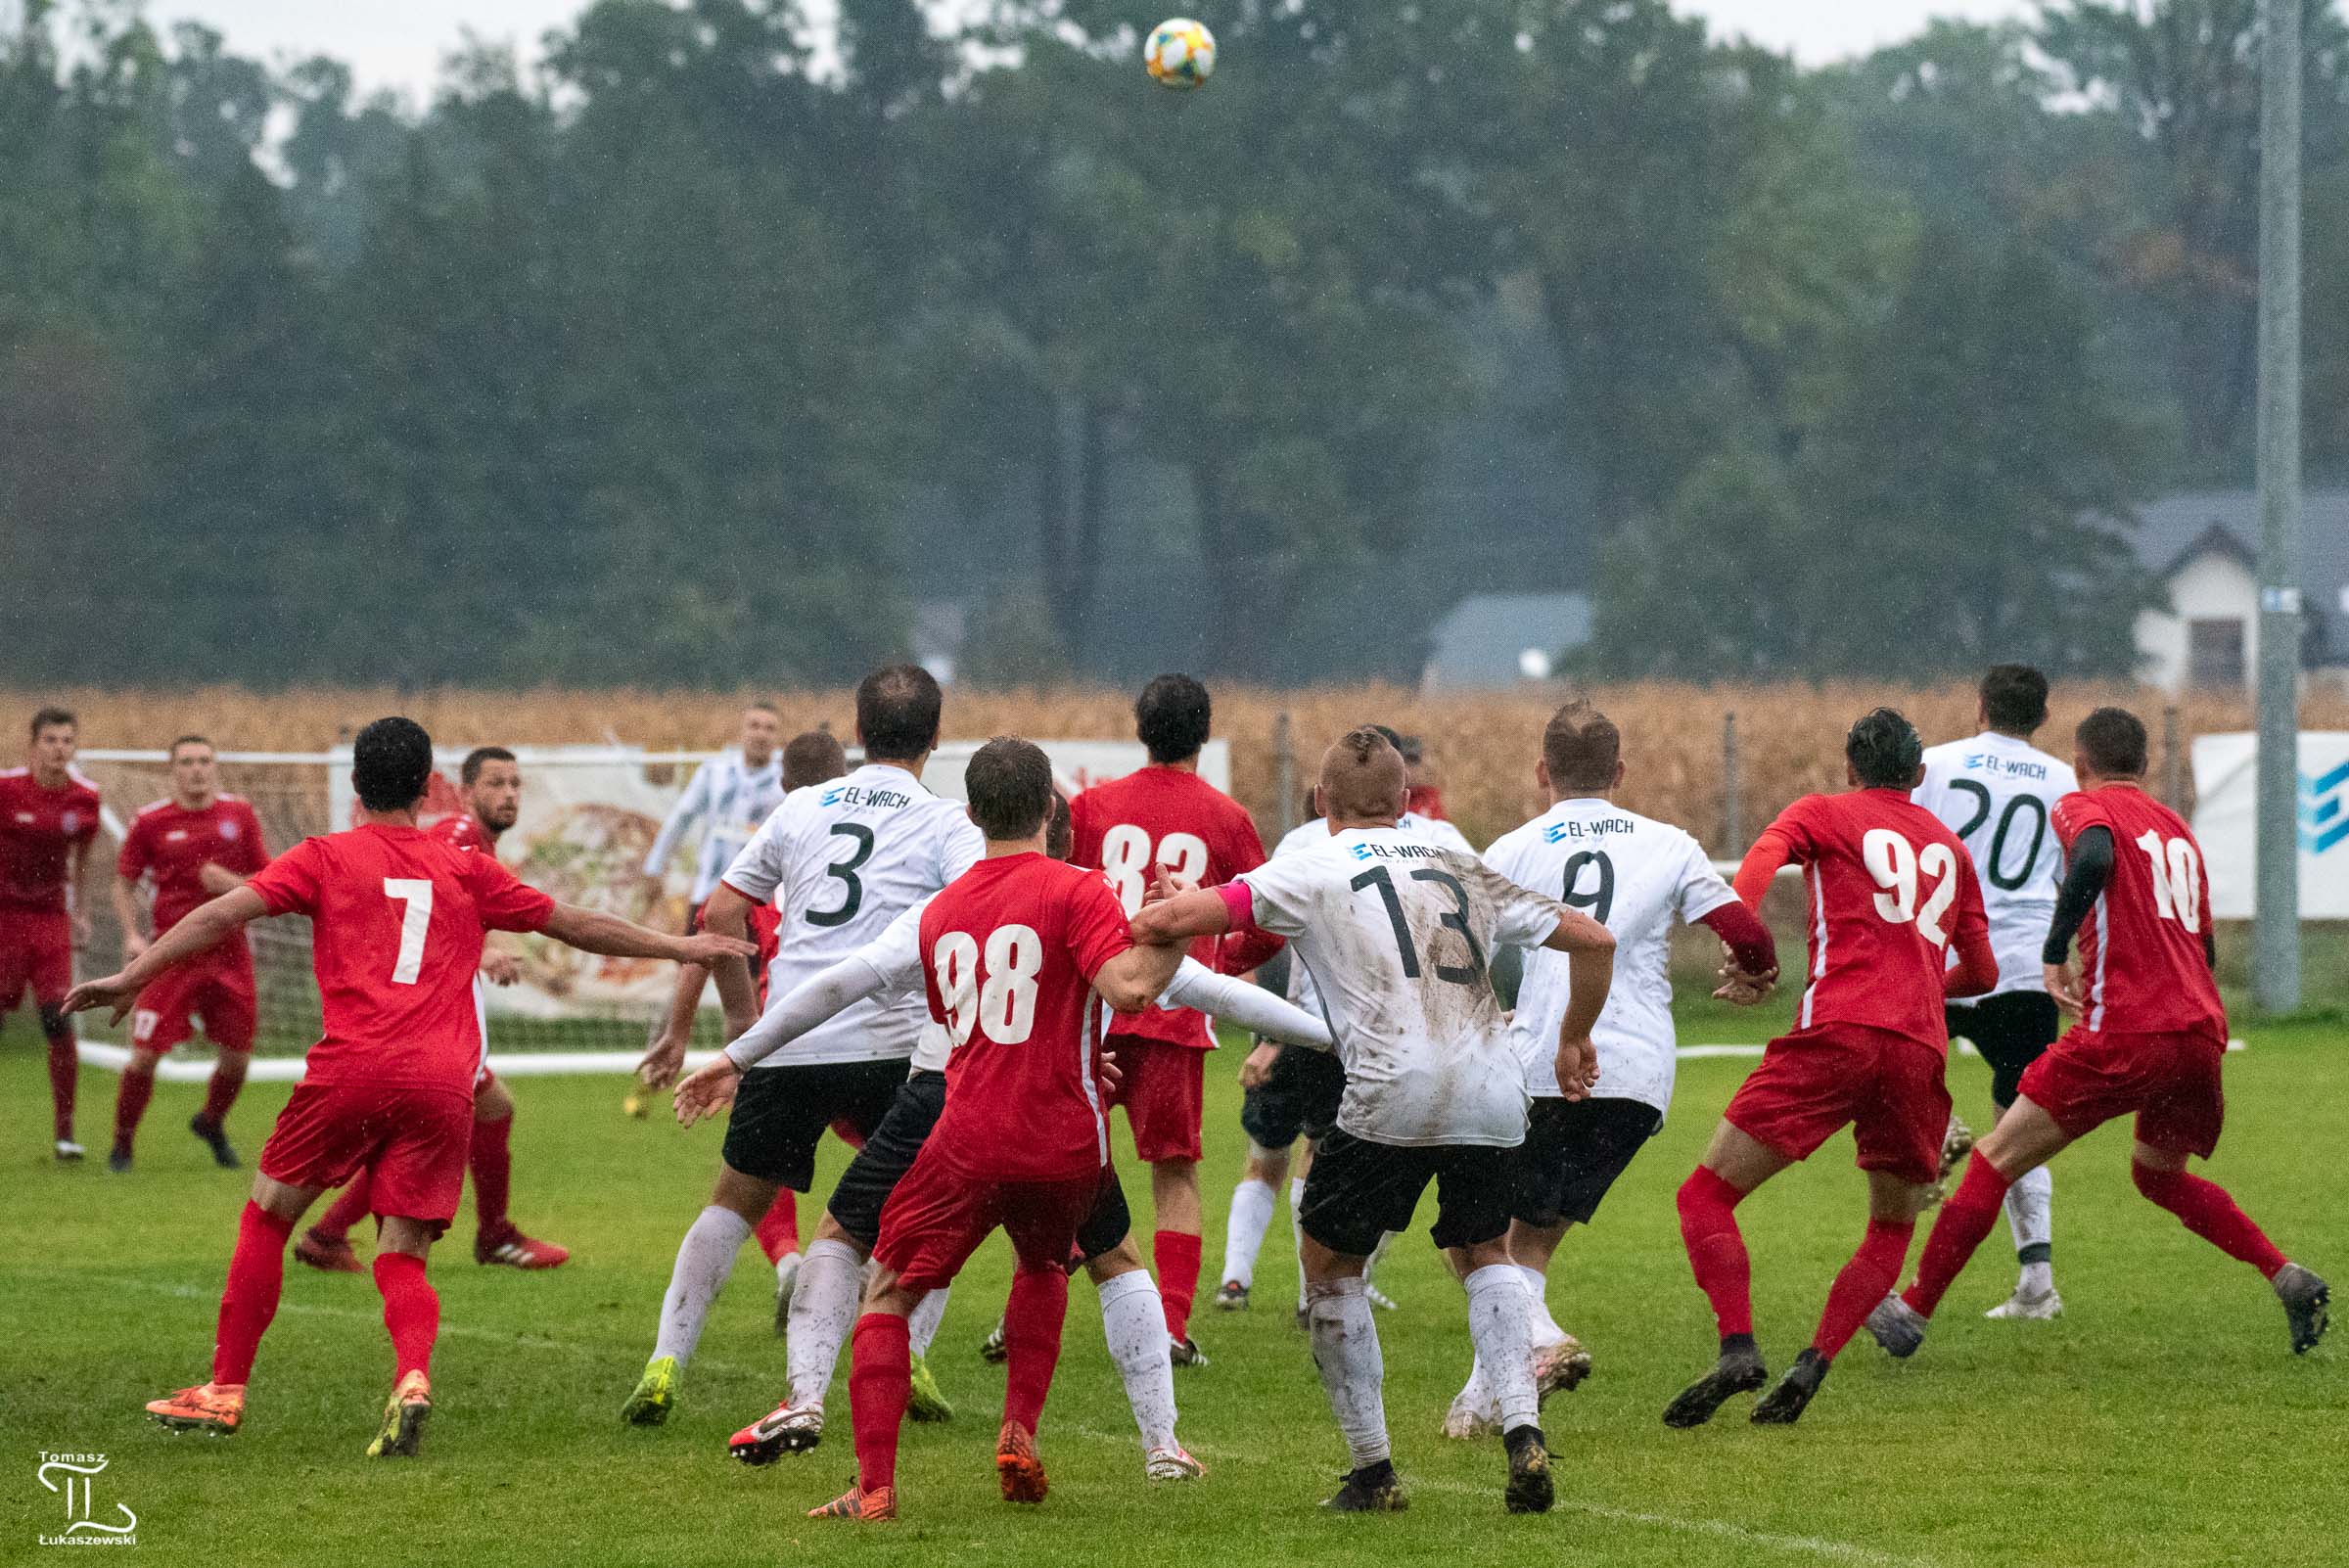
[721,763,984,1067]
[1913,732,2077,999]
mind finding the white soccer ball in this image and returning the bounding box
[1145,18,1217,90]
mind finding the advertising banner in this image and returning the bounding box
[2189,732,2349,919]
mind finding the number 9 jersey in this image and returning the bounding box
[1912,732,2077,999]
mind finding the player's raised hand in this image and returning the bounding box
[62,972,139,1025]
[1552,1033,1601,1101]
[1238,1040,1280,1089]
[676,931,758,967]
[672,1055,743,1128]
[2044,960,2086,1018]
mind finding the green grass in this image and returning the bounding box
[1,1013,2341,1567]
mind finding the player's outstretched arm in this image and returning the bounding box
[540,902,754,968]
[671,954,902,1127]
[1541,910,1616,1100]
[1128,884,1234,946]
[637,960,709,1091]
[1163,958,1333,1051]
[65,887,269,1024]
[1729,826,1799,910]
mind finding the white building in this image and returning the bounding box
[2132,489,2349,693]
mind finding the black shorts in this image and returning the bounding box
[1240,1045,1345,1149]
[827,1069,1134,1266]
[722,1057,907,1191]
[1507,1096,1662,1228]
[1946,992,2062,1108]
[1299,1129,1512,1257]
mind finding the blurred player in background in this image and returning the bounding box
[1070,673,1269,1366]
[1911,666,2077,1319]
[1872,707,2329,1360]
[1135,726,1615,1513]
[642,701,787,919]
[636,727,851,1322]
[1443,702,1776,1438]
[66,717,750,1456]
[2,706,102,1161]
[1398,731,1448,821]
[108,736,268,1171]
[1665,709,1994,1430]
[299,747,573,1271]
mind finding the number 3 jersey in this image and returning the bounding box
[244,823,556,1093]
[1755,789,1989,1054]
[2051,785,2224,1040]
[1482,800,1737,1111]
[1913,732,2077,999]
[721,762,983,1068]
[1231,828,1569,1148]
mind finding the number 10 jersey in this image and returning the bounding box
[1913,732,2078,1000]
[721,762,983,1067]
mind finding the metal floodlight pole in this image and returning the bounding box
[2254,0,2304,1014]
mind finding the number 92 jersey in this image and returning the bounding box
[720,763,984,1067]
[1912,734,2077,999]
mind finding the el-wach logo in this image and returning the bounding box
[36,1452,137,1547]
[2299,761,2349,855]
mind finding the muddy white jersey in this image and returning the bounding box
[720,763,983,1066]
[1482,799,1734,1111]
[1267,811,1473,1021]
[1913,733,2076,1000]
[1234,827,1566,1147]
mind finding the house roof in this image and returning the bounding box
[1422,593,1592,690]
[2130,489,2349,668]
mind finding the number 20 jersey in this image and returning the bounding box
[1482,800,1736,1111]
[721,763,983,1068]
[1913,732,2077,999]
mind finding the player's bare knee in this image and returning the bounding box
[1456,1236,1514,1273]
[251,1174,317,1223]
[861,1268,918,1315]
[474,1076,515,1122]
[127,1048,161,1079]
[1866,1171,1930,1223]
[712,1165,779,1220]
[377,1216,434,1259]
[2131,1141,2189,1181]
[1244,1142,1291,1186]
[811,1211,860,1251]
[1085,1235,1145,1281]
[38,1004,70,1042]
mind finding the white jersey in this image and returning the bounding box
[719,763,983,1066]
[643,748,789,904]
[1913,732,2077,1000]
[1482,798,1735,1112]
[1235,827,1566,1148]
[1266,811,1473,1023]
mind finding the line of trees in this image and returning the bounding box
[6,1,2349,689]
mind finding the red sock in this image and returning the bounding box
[2132,1162,2289,1279]
[1002,1266,1070,1433]
[470,1113,513,1236]
[1812,1218,1915,1360]
[315,1174,375,1242]
[1904,1151,2012,1316]
[1153,1228,1202,1341]
[46,1031,76,1140]
[848,1313,912,1493]
[1677,1168,1754,1340]
[213,1202,295,1385]
[754,1190,800,1265]
[372,1252,439,1381]
[200,1061,243,1126]
[114,1070,156,1150]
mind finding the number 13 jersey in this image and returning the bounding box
[1913,732,2077,999]
[722,763,983,1067]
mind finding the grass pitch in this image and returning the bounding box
[2,1012,2340,1567]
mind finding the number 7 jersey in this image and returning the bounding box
[2051,785,2225,1040]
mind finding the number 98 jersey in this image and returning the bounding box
[1912,733,2077,999]
[720,763,984,1067]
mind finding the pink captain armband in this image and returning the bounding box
[1216,880,1259,932]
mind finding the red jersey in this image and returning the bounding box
[246,823,555,1092]
[920,853,1134,1181]
[2052,785,2226,1040]
[0,767,102,910]
[1070,763,1267,1047]
[426,812,496,856]
[1757,789,1989,1054]
[118,795,268,934]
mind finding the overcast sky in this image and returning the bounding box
[154,1,2036,105]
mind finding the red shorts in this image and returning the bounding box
[0,905,71,1016]
[1725,1025,1952,1185]
[1103,1034,1205,1164]
[259,1082,475,1233]
[130,947,257,1053]
[2019,1025,2227,1160]
[872,1141,1105,1294]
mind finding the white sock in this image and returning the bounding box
[1220,1177,1277,1292]
[1463,1264,1539,1433]
[1363,1230,1395,1291]
[1098,1269,1179,1453]
[1290,1178,1309,1311]
[1517,1262,1566,1348]
[653,1205,753,1364]
[785,1238,863,1406]
[908,1285,950,1358]
[2004,1164,2054,1292]
[1306,1276,1389,1468]
[1452,1352,1499,1421]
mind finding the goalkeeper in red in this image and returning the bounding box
[1869,707,2328,1359]
[64,717,752,1457]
